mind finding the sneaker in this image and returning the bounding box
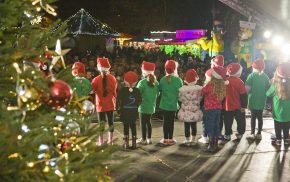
[137,138,147,145]
[183,138,191,146]
[275,140,282,146]
[246,134,255,140]
[168,139,176,145]
[235,133,243,140]
[224,135,231,141]
[146,138,152,145]
[198,136,209,144]
[160,138,169,145]
[284,139,290,145]
[190,136,197,146]
[255,134,262,140]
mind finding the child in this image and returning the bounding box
[71,62,91,97]
[224,63,247,141]
[266,62,290,146]
[118,71,141,149]
[178,69,203,146]
[91,57,117,145]
[137,61,159,145]
[159,60,183,145]
[245,59,269,140]
[201,66,227,152]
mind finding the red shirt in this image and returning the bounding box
[201,82,223,110]
[224,76,246,111]
[91,73,117,112]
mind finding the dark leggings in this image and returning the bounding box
[219,109,225,134]
[98,111,114,132]
[184,122,197,137]
[250,109,263,134]
[140,113,152,140]
[123,119,136,137]
[163,110,176,139]
[274,121,290,140]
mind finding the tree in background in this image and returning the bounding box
[0,0,118,181]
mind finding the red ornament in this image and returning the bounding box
[61,141,71,152]
[44,51,52,59]
[44,80,72,109]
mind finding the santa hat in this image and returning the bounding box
[124,71,139,90]
[211,55,224,67]
[142,61,155,76]
[72,62,86,76]
[227,63,243,77]
[165,60,177,75]
[185,69,199,84]
[252,59,265,72]
[97,57,111,72]
[212,66,229,84]
[276,62,290,82]
[205,69,212,78]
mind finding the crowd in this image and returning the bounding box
[70,49,290,152]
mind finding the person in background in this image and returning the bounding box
[178,69,203,146]
[71,62,91,98]
[245,59,269,141]
[91,57,117,146]
[223,63,247,141]
[266,62,290,146]
[118,71,141,150]
[137,61,159,145]
[159,60,183,145]
[201,66,227,152]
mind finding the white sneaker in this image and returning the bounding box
[146,138,152,144]
[198,136,209,144]
[137,138,147,145]
[190,136,197,146]
[183,137,191,146]
[246,134,255,140]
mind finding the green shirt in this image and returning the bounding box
[159,76,183,111]
[137,78,159,114]
[71,77,91,98]
[246,72,269,110]
[266,84,290,122]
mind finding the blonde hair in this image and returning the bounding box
[273,72,290,100]
[211,77,226,101]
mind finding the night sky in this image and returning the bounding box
[54,0,219,35]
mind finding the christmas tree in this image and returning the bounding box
[0,0,118,181]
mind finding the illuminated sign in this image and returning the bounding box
[176,29,207,40]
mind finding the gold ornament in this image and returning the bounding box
[17,83,42,111]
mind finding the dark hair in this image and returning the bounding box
[102,72,108,97]
[147,74,156,87]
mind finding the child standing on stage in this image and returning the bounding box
[71,62,91,97]
[178,69,203,146]
[137,61,159,145]
[246,59,269,140]
[118,71,141,149]
[91,57,117,145]
[201,66,227,152]
[266,62,290,146]
[223,63,247,141]
[159,60,183,145]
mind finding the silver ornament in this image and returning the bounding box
[82,100,95,114]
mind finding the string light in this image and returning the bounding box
[55,169,64,178]
[27,162,34,168]
[17,135,22,140]
[43,166,50,173]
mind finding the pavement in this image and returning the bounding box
[105,111,290,182]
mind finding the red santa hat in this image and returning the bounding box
[212,66,229,85]
[211,55,224,67]
[142,61,155,76]
[185,69,199,84]
[97,57,111,72]
[165,60,177,75]
[227,63,243,77]
[124,71,139,90]
[72,62,86,76]
[252,59,265,72]
[205,69,212,78]
[276,62,290,82]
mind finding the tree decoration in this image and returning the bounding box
[50,39,70,70]
[31,0,57,16]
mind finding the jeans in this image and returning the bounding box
[219,109,225,134]
[163,110,176,139]
[274,121,290,140]
[204,109,221,137]
[140,113,152,140]
[184,122,197,137]
[250,109,263,134]
[224,109,246,135]
[123,119,136,136]
[98,111,114,132]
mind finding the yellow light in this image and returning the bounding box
[54,132,57,136]
[17,135,22,140]
[27,162,34,167]
[55,169,64,178]
[43,166,50,173]
[36,7,41,12]
[8,153,20,158]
